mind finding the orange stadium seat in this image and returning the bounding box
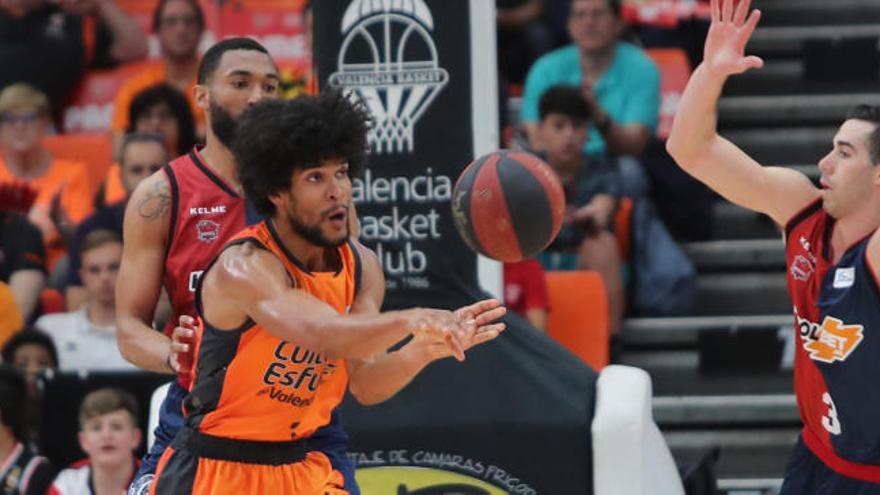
[545,270,609,370]
[43,133,112,195]
[646,48,692,140]
[0,282,23,348]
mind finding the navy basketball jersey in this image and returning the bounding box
[786,199,880,480]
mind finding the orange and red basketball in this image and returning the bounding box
[452,150,565,262]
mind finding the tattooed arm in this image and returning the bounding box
[115,172,177,373]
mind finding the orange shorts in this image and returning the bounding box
[150,433,348,495]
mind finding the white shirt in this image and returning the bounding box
[35,308,136,372]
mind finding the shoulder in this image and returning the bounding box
[35,311,76,332]
[50,462,89,492]
[615,42,659,75]
[531,45,579,74]
[126,170,172,222]
[212,241,288,290]
[349,240,381,276]
[116,63,164,99]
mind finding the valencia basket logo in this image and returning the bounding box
[329,0,449,154]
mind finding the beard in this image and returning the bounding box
[288,212,349,249]
[209,98,238,147]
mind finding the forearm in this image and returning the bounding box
[274,305,415,361]
[526,309,547,332]
[666,64,728,163]
[9,271,44,319]
[348,343,435,405]
[96,0,147,62]
[116,314,174,374]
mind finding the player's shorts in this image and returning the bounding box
[781,437,880,494]
[150,428,348,495]
[130,380,359,495]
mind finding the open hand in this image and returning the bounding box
[704,0,763,76]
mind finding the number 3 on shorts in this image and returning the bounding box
[822,392,841,435]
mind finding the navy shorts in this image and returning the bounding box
[130,380,360,494]
[781,437,880,495]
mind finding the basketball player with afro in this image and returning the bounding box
[149,91,507,494]
[669,0,880,492]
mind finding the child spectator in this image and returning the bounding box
[38,230,135,372]
[535,85,625,335]
[50,388,141,495]
[0,365,54,495]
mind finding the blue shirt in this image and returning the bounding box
[521,41,661,156]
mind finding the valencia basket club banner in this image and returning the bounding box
[315,1,597,493]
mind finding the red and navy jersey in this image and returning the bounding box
[786,199,880,480]
[161,149,247,341]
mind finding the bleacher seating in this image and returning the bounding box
[546,270,610,370]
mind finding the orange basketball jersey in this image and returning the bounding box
[184,219,361,443]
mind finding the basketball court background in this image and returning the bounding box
[315,1,598,493]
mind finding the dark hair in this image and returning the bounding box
[232,90,371,216]
[197,37,271,84]
[847,104,880,165]
[120,131,168,161]
[80,229,122,257]
[1,328,59,368]
[79,387,140,429]
[539,85,593,123]
[152,0,205,33]
[0,365,26,439]
[127,83,197,156]
[571,0,622,17]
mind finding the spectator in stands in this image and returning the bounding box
[38,230,135,372]
[68,133,167,309]
[0,365,54,495]
[1,328,58,395]
[1,328,58,447]
[498,0,554,85]
[0,0,147,121]
[521,0,660,195]
[535,85,625,335]
[0,84,94,271]
[50,388,141,495]
[0,181,46,322]
[279,0,318,99]
[100,85,195,207]
[110,0,205,157]
[128,83,197,158]
[503,259,550,331]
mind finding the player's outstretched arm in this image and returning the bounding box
[204,243,473,363]
[666,0,817,226]
[116,172,175,374]
[345,244,507,405]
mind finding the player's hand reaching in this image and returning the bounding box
[408,299,507,362]
[704,0,763,77]
[168,315,197,374]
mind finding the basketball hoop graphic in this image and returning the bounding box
[329,0,449,154]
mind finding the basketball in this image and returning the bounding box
[451,150,565,262]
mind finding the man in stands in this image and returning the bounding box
[66,133,167,309]
[110,0,204,156]
[0,0,146,120]
[37,230,135,372]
